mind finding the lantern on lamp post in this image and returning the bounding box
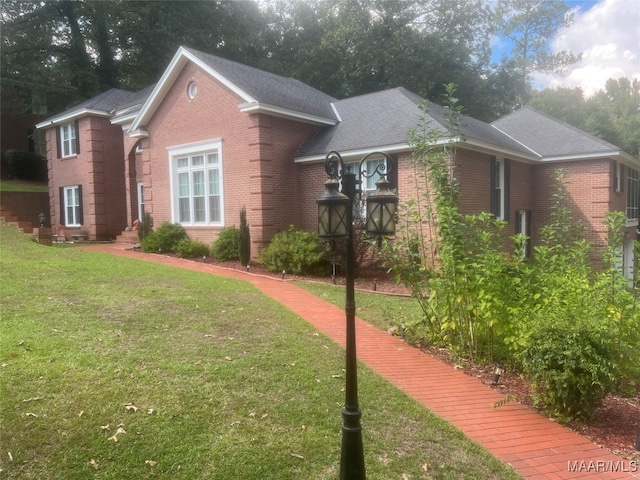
[317,150,398,480]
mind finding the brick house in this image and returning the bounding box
[37,46,640,277]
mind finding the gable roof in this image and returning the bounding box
[36,88,134,128]
[491,106,635,163]
[128,47,338,135]
[295,87,534,161]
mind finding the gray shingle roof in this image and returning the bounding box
[184,47,338,121]
[38,88,134,125]
[491,106,621,158]
[296,87,531,157]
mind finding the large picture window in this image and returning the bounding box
[169,140,223,226]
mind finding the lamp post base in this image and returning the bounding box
[339,408,365,480]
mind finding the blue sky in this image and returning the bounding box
[492,0,640,96]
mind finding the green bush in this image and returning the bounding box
[141,222,187,253]
[210,226,240,261]
[173,238,209,259]
[5,149,47,181]
[138,211,153,242]
[260,225,330,275]
[239,206,251,267]
[520,323,617,421]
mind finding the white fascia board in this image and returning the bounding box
[35,109,111,129]
[130,47,256,132]
[111,112,138,126]
[239,101,337,126]
[330,102,342,123]
[294,143,410,164]
[460,137,540,162]
[539,151,623,162]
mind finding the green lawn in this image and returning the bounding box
[0,180,48,193]
[0,224,520,479]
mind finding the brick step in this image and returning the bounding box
[6,221,34,233]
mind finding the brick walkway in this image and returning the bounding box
[82,244,640,480]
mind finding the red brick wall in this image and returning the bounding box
[532,159,614,250]
[142,62,318,254]
[46,116,126,240]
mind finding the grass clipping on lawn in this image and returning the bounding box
[0,224,520,480]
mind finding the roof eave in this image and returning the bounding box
[36,108,111,129]
[295,143,411,163]
[239,102,337,126]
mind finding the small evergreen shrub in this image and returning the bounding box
[173,238,209,258]
[210,226,240,261]
[141,222,187,253]
[239,206,251,267]
[260,225,330,275]
[138,211,153,242]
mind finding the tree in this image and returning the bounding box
[494,0,581,102]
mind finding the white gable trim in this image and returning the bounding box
[129,47,258,133]
[35,109,110,129]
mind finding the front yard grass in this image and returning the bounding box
[0,224,520,479]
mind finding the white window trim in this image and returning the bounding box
[168,139,224,227]
[614,161,622,193]
[60,123,77,157]
[137,182,145,221]
[64,185,81,227]
[627,167,639,221]
[495,158,505,220]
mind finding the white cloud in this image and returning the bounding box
[533,0,640,97]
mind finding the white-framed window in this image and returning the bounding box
[491,157,510,222]
[627,167,639,220]
[169,140,223,226]
[614,161,624,193]
[64,185,81,226]
[60,122,77,157]
[137,183,145,221]
[342,157,387,217]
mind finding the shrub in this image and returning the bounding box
[5,149,47,181]
[173,238,209,259]
[260,225,330,275]
[141,222,187,253]
[137,211,153,242]
[239,206,251,267]
[210,226,240,261]
[520,323,617,421]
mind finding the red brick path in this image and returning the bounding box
[82,244,640,480]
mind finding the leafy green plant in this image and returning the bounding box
[239,205,251,267]
[520,323,617,421]
[137,211,153,242]
[5,149,47,181]
[173,238,209,258]
[260,225,330,275]
[141,222,187,253]
[210,226,240,261]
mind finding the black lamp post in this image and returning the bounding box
[317,150,398,480]
[38,212,45,227]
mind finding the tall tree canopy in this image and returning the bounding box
[494,0,581,102]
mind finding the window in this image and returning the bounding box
[60,185,83,227]
[137,183,145,221]
[58,122,78,157]
[515,210,532,258]
[614,161,625,193]
[491,157,510,221]
[343,157,388,215]
[170,141,223,226]
[627,167,639,220]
